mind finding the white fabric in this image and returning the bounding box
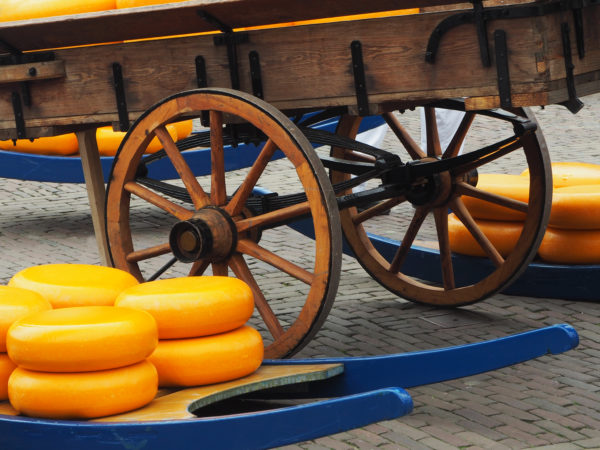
[420,108,466,155]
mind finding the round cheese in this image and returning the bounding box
[115,276,254,339]
[448,213,523,258]
[0,353,17,401]
[0,134,79,156]
[9,263,139,308]
[460,173,529,221]
[538,227,600,264]
[0,286,51,352]
[8,360,157,419]
[7,306,157,372]
[0,0,116,21]
[523,162,600,188]
[149,325,263,387]
[549,185,600,230]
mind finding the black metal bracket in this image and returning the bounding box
[572,6,585,59]
[494,30,512,109]
[559,23,584,114]
[249,51,264,99]
[425,0,598,65]
[195,55,210,126]
[112,63,130,132]
[350,41,369,116]
[473,0,491,67]
[11,91,26,139]
[198,10,249,90]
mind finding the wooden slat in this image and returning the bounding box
[92,363,343,422]
[0,0,460,52]
[0,3,598,138]
[0,60,65,84]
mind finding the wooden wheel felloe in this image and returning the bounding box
[330,105,552,306]
[106,88,341,358]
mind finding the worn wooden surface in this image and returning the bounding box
[1,0,472,52]
[0,363,343,420]
[0,2,598,139]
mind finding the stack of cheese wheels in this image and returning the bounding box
[115,276,263,387]
[450,162,600,264]
[8,263,139,308]
[0,0,116,22]
[6,306,158,419]
[0,120,193,157]
[0,287,52,400]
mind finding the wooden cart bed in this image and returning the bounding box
[0,0,598,139]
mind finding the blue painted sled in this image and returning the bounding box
[287,218,599,302]
[0,324,578,450]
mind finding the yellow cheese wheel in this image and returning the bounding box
[549,185,600,230]
[448,213,523,258]
[7,306,157,372]
[171,119,194,140]
[96,123,178,156]
[522,162,600,188]
[115,276,254,339]
[538,227,600,264]
[8,360,157,419]
[0,353,17,400]
[460,173,529,221]
[0,286,52,352]
[0,0,116,21]
[0,134,79,156]
[149,325,263,387]
[8,263,139,308]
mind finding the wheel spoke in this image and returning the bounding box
[450,197,504,267]
[352,196,406,224]
[228,253,285,339]
[225,139,277,217]
[155,126,209,209]
[433,207,455,290]
[340,150,376,164]
[455,181,529,213]
[211,262,228,276]
[236,201,311,233]
[424,107,442,157]
[237,239,314,285]
[125,181,194,220]
[383,112,426,160]
[189,259,210,277]
[389,206,429,273]
[126,242,171,263]
[210,110,227,206]
[452,139,523,177]
[443,112,475,159]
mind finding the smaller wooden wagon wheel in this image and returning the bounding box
[330,104,552,306]
[105,88,341,358]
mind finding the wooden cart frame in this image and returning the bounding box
[0,0,599,357]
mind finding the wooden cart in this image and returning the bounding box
[1,0,599,358]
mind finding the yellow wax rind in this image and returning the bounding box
[115,276,254,339]
[7,306,158,372]
[9,263,139,308]
[8,360,157,419]
[0,286,52,352]
[0,354,17,401]
[149,326,263,387]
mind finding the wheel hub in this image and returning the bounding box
[406,158,454,207]
[169,207,237,263]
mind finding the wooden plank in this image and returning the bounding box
[0,4,599,138]
[0,0,464,52]
[0,60,65,84]
[93,363,343,422]
[76,129,111,266]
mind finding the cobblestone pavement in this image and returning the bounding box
[0,94,599,449]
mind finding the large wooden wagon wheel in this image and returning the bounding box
[106,88,342,358]
[330,104,552,306]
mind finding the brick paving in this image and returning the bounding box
[0,94,599,449]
